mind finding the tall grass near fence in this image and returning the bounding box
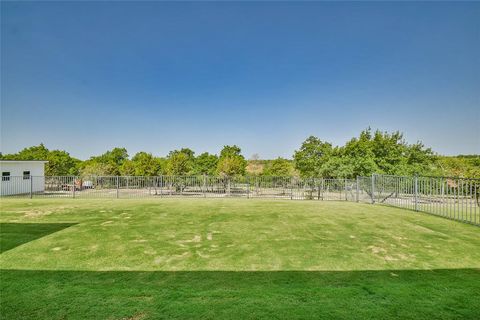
[1,174,478,225]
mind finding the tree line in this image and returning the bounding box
[1,128,478,178]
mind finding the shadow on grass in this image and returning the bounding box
[1,268,479,319]
[0,223,76,253]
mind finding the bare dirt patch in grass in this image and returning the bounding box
[121,312,146,320]
[22,210,53,218]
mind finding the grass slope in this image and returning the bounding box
[1,198,479,319]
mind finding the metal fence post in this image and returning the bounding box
[30,175,33,199]
[290,177,294,200]
[312,178,316,200]
[356,176,359,202]
[160,176,164,197]
[344,178,348,201]
[321,178,324,200]
[149,178,152,196]
[116,176,119,199]
[203,174,207,198]
[227,177,231,197]
[247,176,250,199]
[414,175,418,211]
[371,174,375,204]
[72,176,76,198]
[303,180,307,200]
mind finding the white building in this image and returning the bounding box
[0,160,48,196]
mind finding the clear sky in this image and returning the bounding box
[1,1,479,160]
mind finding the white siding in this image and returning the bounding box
[0,161,47,196]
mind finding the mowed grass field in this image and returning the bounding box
[1,199,479,319]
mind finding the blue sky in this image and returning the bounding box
[1,1,479,160]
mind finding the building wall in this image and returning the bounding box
[0,162,46,196]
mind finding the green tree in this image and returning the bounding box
[80,162,117,176]
[46,150,82,176]
[217,156,246,177]
[434,155,480,178]
[0,143,81,176]
[95,148,129,167]
[342,129,435,177]
[1,144,49,160]
[216,145,247,176]
[341,129,380,177]
[401,142,436,176]
[293,129,436,178]
[293,136,333,177]
[166,149,194,175]
[119,160,136,176]
[319,153,355,178]
[219,145,242,158]
[193,152,218,175]
[131,152,163,176]
[263,157,295,176]
[80,147,129,176]
[177,148,195,159]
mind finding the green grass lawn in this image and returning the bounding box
[1,198,479,319]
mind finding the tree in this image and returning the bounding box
[130,152,163,176]
[94,148,129,167]
[319,153,355,178]
[1,144,49,160]
[80,162,117,176]
[401,142,436,176]
[341,129,435,177]
[177,148,195,159]
[80,147,129,176]
[263,157,295,176]
[341,129,379,177]
[46,150,82,176]
[119,160,136,176]
[293,130,436,178]
[293,136,333,177]
[193,152,218,175]
[166,149,194,175]
[217,156,247,177]
[434,155,480,178]
[216,145,247,176]
[0,143,81,175]
[219,145,243,158]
